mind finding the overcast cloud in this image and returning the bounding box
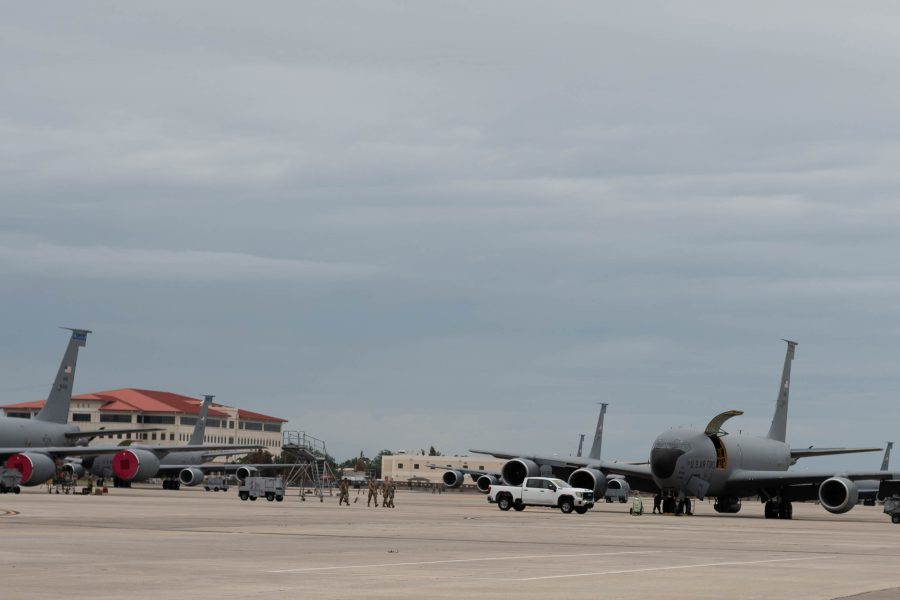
[2,2,900,467]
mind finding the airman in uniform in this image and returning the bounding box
[367,477,379,507]
[382,477,391,508]
[386,478,396,508]
[338,477,350,506]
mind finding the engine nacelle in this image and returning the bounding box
[236,466,258,481]
[89,454,114,478]
[819,477,859,514]
[501,458,541,486]
[5,453,56,486]
[606,477,630,495]
[60,462,85,479]
[476,474,499,494]
[568,468,608,497]
[442,470,465,488]
[179,467,205,486]
[112,449,161,482]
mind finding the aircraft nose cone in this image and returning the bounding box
[650,447,685,480]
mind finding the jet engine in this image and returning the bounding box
[568,468,608,497]
[819,477,859,514]
[5,453,56,486]
[60,462,85,479]
[501,458,541,486]
[236,466,258,480]
[606,477,630,496]
[179,467,206,486]
[112,449,160,482]
[476,474,499,494]
[442,470,465,488]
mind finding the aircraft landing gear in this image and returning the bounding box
[162,480,181,490]
[765,500,793,519]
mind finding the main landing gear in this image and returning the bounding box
[764,499,793,519]
[162,480,181,490]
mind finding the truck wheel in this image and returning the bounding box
[214,487,220,492]
[266,492,275,502]
[276,496,284,502]
[559,498,574,514]
[250,496,257,501]
[605,498,613,503]
[513,502,525,512]
[619,497,627,504]
[14,486,21,494]
[239,491,249,501]
[205,486,210,491]
[498,496,512,511]
[892,514,900,525]
[575,507,588,514]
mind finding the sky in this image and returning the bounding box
[2,2,900,467]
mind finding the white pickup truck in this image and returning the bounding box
[488,477,594,514]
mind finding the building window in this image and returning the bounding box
[72,413,91,422]
[151,433,157,440]
[137,415,175,425]
[170,433,175,441]
[264,423,281,432]
[398,463,404,469]
[7,412,31,419]
[243,422,263,431]
[100,414,132,423]
[180,416,197,426]
[479,466,484,470]
[414,464,419,470]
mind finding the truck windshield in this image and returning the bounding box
[549,479,567,488]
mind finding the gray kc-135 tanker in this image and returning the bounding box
[476,341,894,520]
[0,329,263,490]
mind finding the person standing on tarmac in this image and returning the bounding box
[338,477,350,506]
[381,477,391,507]
[386,478,396,508]
[653,493,662,514]
[367,477,379,507]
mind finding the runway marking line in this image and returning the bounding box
[267,550,670,574]
[511,555,834,581]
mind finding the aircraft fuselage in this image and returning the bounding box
[650,428,791,498]
[0,417,79,449]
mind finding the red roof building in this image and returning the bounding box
[1,388,287,451]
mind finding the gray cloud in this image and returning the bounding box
[1,2,899,466]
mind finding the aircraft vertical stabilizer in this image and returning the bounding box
[766,339,797,443]
[35,328,90,424]
[588,403,608,460]
[188,395,214,445]
[881,442,894,472]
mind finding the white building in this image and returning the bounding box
[381,453,507,484]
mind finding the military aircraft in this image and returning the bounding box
[432,402,634,498]
[0,329,166,489]
[474,341,889,520]
[83,394,274,489]
[0,329,263,490]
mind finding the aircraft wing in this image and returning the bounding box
[790,447,883,460]
[156,463,296,474]
[0,447,129,459]
[428,464,500,477]
[725,468,896,498]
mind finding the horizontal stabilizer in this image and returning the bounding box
[790,447,883,460]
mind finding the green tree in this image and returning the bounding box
[371,449,393,478]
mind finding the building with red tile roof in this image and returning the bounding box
[1,388,287,451]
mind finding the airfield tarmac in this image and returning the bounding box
[1,486,899,600]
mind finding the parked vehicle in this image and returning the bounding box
[204,476,229,492]
[238,476,284,502]
[487,477,594,514]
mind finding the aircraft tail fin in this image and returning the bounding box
[35,328,90,424]
[882,442,894,471]
[188,395,214,445]
[766,340,797,443]
[587,403,608,460]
